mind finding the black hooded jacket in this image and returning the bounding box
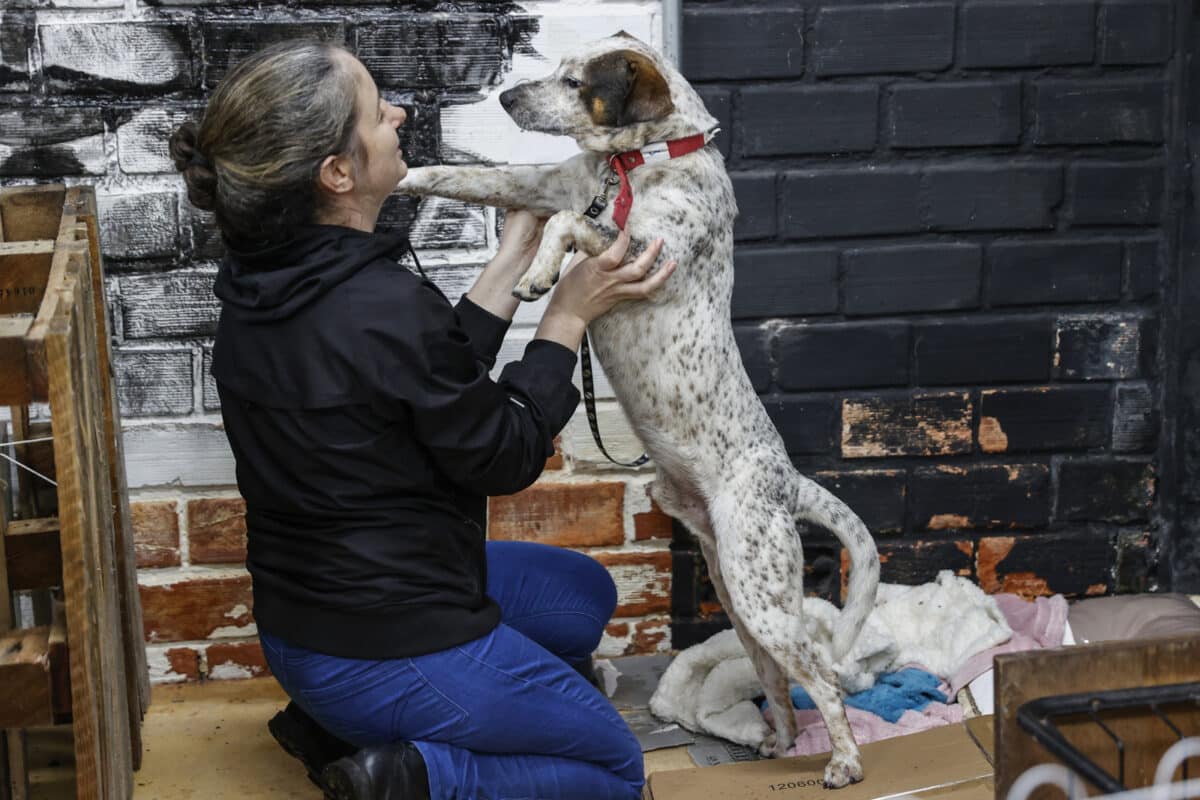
[211,225,580,658]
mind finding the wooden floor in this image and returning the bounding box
[26,678,694,799]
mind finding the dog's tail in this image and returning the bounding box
[793,478,880,663]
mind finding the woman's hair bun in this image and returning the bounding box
[169,120,217,212]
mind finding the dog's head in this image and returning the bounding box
[499,32,717,153]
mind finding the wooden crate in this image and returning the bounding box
[0,185,150,800]
[995,636,1200,800]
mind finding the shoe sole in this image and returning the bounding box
[322,760,372,800]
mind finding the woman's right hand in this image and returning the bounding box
[533,232,676,354]
[547,233,676,326]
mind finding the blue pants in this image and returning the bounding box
[259,541,644,800]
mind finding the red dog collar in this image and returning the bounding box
[608,131,714,230]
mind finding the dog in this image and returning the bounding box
[397,32,880,787]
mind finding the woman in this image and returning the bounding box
[169,40,675,800]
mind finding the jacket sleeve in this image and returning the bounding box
[369,281,580,497]
[454,295,510,370]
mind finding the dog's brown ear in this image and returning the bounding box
[584,49,674,127]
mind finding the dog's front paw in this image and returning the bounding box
[512,259,562,301]
[395,168,430,196]
[823,755,864,789]
[511,273,558,301]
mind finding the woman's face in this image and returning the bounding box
[345,54,408,206]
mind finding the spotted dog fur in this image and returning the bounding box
[398,32,881,787]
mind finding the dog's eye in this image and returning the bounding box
[563,77,583,89]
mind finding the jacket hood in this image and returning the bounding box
[214,224,411,321]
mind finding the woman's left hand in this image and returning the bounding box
[496,209,547,265]
[467,209,549,320]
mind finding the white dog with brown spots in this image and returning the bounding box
[398,32,881,787]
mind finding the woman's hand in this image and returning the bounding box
[496,209,547,265]
[466,209,548,321]
[535,232,678,352]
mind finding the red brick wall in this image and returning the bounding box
[132,440,674,683]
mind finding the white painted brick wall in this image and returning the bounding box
[59,0,663,490]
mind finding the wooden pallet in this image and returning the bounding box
[0,185,150,799]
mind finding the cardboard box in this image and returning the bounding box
[644,721,994,800]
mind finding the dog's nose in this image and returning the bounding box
[499,87,518,112]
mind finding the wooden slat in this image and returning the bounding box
[80,242,134,798]
[48,598,70,725]
[0,512,10,632]
[0,242,54,257]
[0,319,33,406]
[0,252,53,318]
[7,407,40,520]
[14,423,55,518]
[0,186,65,242]
[23,193,85,403]
[72,186,150,767]
[23,241,83,403]
[0,627,53,729]
[0,731,8,800]
[45,280,101,800]
[5,518,58,538]
[4,521,61,592]
[49,253,132,800]
[4,730,28,800]
[0,187,60,238]
[995,636,1200,800]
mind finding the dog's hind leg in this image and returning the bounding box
[711,494,862,788]
[651,479,798,759]
[696,537,797,758]
[514,210,609,300]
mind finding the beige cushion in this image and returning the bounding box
[1068,593,1200,644]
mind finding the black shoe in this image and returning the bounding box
[268,702,357,792]
[322,741,431,800]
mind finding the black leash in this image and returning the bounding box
[579,328,650,470]
[578,166,651,469]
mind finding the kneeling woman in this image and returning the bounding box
[170,40,674,800]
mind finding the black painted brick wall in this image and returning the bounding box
[672,0,1182,647]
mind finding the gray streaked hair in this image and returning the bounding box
[169,39,362,247]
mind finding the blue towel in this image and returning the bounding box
[762,669,947,723]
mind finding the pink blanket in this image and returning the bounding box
[948,593,1068,695]
[763,698,965,756]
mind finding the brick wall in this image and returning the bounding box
[2,0,1192,680]
[1170,6,1200,594]
[1,0,677,682]
[670,0,1188,647]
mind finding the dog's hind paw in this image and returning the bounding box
[756,733,791,759]
[823,756,864,789]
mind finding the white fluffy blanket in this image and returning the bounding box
[648,571,1012,746]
